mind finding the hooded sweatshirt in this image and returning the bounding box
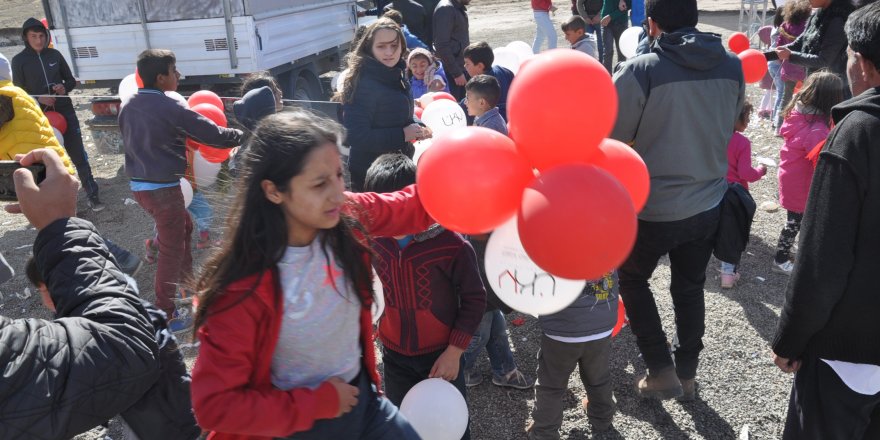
[11,18,77,113]
[772,87,880,365]
[611,28,745,222]
[778,105,829,213]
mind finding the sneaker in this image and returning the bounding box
[492,368,535,390]
[196,230,219,250]
[464,368,483,387]
[773,260,794,275]
[87,196,106,212]
[720,272,740,289]
[677,378,696,402]
[635,368,683,400]
[168,309,193,333]
[144,238,158,264]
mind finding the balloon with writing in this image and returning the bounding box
[484,217,586,317]
[420,99,466,137]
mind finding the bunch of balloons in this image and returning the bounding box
[727,32,768,84]
[416,49,649,314]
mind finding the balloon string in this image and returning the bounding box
[27,94,338,105]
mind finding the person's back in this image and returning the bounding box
[612,20,744,222]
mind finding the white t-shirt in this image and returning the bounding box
[821,359,880,396]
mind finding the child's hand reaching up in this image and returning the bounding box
[429,345,464,381]
[328,377,359,417]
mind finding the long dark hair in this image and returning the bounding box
[335,18,407,104]
[783,0,812,25]
[782,70,844,125]
[192,111,372,334]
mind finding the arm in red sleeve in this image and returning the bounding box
[344,184,435,237]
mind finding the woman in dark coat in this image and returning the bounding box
[340,18,431,191]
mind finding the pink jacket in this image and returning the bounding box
[778,108,830,213]
[726,132,765,190]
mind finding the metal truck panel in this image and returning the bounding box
[255,1,355,70]
[46,0,247,28]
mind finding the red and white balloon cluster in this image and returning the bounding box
[416,49,649,283]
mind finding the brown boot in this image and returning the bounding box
[677,378,696,402]
[635,367,683,400]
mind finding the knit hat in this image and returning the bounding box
[406,48,439,82]
[233,86,277,131]
[0,53,11,82]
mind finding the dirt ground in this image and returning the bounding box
[0,2,799,439]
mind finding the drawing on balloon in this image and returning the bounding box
[497,269,557,297]
[441,113,465,126]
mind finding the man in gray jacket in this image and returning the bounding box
[433,0,470,100]
[610,0,744,401]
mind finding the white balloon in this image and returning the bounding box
[165,91,188,107]
[52,127,65,146]
[180,177,193,208]
[420,100,466,137]
[371,267,385,325]
[506,40,534,60]
[193,150,221,188]
[484,217,587,317]
[493,47,521,75]
[412,138,433,166]
[419,92,435,108]
[619,26,643,60]
[400,378,469,440]
[118,73,139,107]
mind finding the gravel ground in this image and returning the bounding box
[0,3,796,440]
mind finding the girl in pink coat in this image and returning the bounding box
[774,71,844,275]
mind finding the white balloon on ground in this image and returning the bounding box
[180,177,193,208]
[493,47,522,74]
[413,138,433,166]
[166,91,188,107]
[193,150,221,187]
[400,378,469,440]
[371,267,385,325]
[52,127,64,146]
[619,26,643,59]
[420,100,466,137]
[118,73,139,107]
[484,217,587,317]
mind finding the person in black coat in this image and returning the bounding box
[0,148,198,439]
[340,18,431,191]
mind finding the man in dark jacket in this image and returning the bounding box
[772,3,880,438]
[433,0,470,100]
[0,148,162,438]
[370,0,430,44]
[576,0,606,64]
[11,18,104,212]
[610,0,744,401]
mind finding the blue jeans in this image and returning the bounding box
[187,191,213,233]
[533,10,557,53]
[618,206,720,380]
[586,23,604,65]
[281,370,419,440]
[769,60,784,127]
[462,310,517,379]
[720,261,737,275]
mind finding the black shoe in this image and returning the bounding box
[88,196,106,212]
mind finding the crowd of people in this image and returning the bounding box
[1,0,879,438]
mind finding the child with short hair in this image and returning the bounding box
[774,71,844,275]
[719,101,766,288]
[365,153,486,440]
[561,15,599,59]
[463,42,515,119]
[464,75,508,135]
[529,273,618,438]
[406,48,449,99]
[119,49,243,331]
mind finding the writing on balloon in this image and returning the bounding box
[440,113,465,127]
[497,269,557,297]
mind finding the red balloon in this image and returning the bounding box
[612,297,626,337]
[508,49,617,171]
[739,49,769,84]
[588,139,650,212]
[431,92,456,102]
[187,90,225,111]
[135,68,144,88]
[518,164,637,279]
[728,32,750,54]
[44,111,67,134]
[189,103,230,163]
[414,106,424,119]
[416,127,534,234]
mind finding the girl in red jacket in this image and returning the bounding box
[190,111,433,439]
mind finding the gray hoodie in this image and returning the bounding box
[611,28,745,222]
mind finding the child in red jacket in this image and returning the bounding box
[190,112,434,439]
[364,154,486,440]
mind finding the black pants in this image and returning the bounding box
[59,107,99,199]
[618,206,720,380]
[775,210,803,264]
[602,19,628,73]
[783,356,880,440]
[382,347,470,439]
